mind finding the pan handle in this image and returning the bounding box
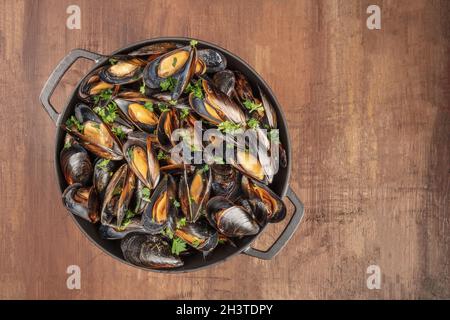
[39,49,103,124]
[243,186,304,260]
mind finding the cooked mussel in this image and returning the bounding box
[206,196,259,237]
[143,46,196,100]
[99,217,148,240]
[179,167,211,222]
[62,183,99,223]
[60,143,93,186]
[189,79,246,125]
[99,58,146,85]
[142,175,176,234]
[123,136,160,190]
[175,220,218,252]
[129,42,181,57]
[93,158,118,201]
[227,146,268,184]
[101,164,136,228]
[115,97,159,133]
[241,176,286,222]
[121,233,183,268]
[213,70,236,97]
[197,49,227,73]
[79,69,114,102]
[210,164,239,200]
[63,104,123,160]
[157,109,180,151]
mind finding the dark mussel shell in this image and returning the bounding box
[258,85,277,129]
[123,136,160,190]
[99,58,146,85]
[213,70,236,97]
[143,46,196,100]
[99,216,149,240]
[93,158,119,201]
[62,183,99,223]
[241,176,286,223]
[175,220,218,253]
[179,168,211,222]
[129,42,182,57]
[121,233,183,269]
[227,146,268,184]
[63,104,123,160]
[131,179,150,215]
[197,49,227,73]
[60,143,93,186]
[237,198,269,227]
[114,97,159,133]
[206,196,259,237]
[210,164,240,200]
[101,164,136,228]
[142,175,176,234]
[78,68,114,102]
[156,109,180,151]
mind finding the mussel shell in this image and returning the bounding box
[197,49,227,73]
[235,71,257,102]
[121,233,183,268]
[258,85,277,129]
[241,176,286,222]
[129,42,182,57]
[62,184,100,223]
[210,164,240,200]
[78,68,114,102]
[142,175,176,234]
[131,179,151,215]
[206,196,259,237]
[175,220,218,252]
[60,144,93,186]
[156,109,180,151]
[63,104,123,160]
[179,168,211,222]
[99,58,145,85]
[93,158,118,201]
[212,70,236,97]
[143,46,196,100]
[227,147,268,184]
[99,217,148,240]
[115,98,159,133]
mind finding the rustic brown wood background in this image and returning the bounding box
[0,0,448,299]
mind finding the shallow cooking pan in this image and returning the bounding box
[39,37,304,272]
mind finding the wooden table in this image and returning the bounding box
[0,0,448,299]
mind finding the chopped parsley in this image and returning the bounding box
[176,217,186,229]
[63,140,72,149]
[65,116,84,132]
[190,39,198,47]
[247,118,260,129]
[111,126,126,139]
[172,198,181,208]
[143,101,154,111]
[109,58,118,65]
[180,107,190,120]
[243,99,264,114]
[172,57,177,67]
[97,159,110,171]
[268,129,280,143]
[199,164,209,173]
[120,209,136,229]
[160,77,177,92]
[157,150,169,160]
[93,88,113,104]
[141,187,151,202]
[93,102,118,124]
[184,80,204,99]
[171,237,188,255]
[191,239,202,248]
[157,103,170,112]
[218,121,242,134]
[139,81,146,95]
[162,227,174,240]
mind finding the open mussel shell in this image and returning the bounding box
[101,164,136,228]
[210,164,240,200]
[237,198,269,227]
[78,69,114,102]
[179,168,212,222]
[121,233,183,268]
[241,176,286,223]
[129,42,182,57]
[143,46,196,100]
[62,183,100,223]
[99,58,146,85]
[175,220,218,253]
[60,144,93,186]
[93,158,119,201]
[156,109,180,151]
[115,98,159,133]
[142,175,176,234]
[226,146,268,184]
[123,136,160,190]
[258,85,277,129]
[197,49,227,73]
[63,104,123,160]
[99,216,149,240]
[206,196,259,237]
[131,179,150,215]
[189,79,246,125]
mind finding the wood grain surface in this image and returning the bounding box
[0,0,449,299]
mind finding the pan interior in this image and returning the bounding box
[55,38,291,272]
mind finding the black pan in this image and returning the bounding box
[39,37,304,273]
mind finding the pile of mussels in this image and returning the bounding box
[60,40,287,269]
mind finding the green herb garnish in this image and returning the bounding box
[97,159,110,171]
[112,186,122,197]
[268,129,280,143]
[120,209,136,229]
[200,164,209,173]
[139,81,146,95]
[141,187,151,202]
[160,77,177,92]
[162,227,174,240]
[243,99,264,114]
[109,58,118,65]
[172,199,181,208]
[111,126,126,139]
[63,140,72,149]
[191,239,202,248]
[93,101,118,124]
[157,103,169,112]
[218,121,242,134]
[176,217,186,229]
[190,39,198,47]
[65,116,84,132]
[180,107,190,120]
[171,237,188,255]
[184,80,204,99]
[93,88,113,105]
[172,57,177,67]
[157,150,169,160]
[143,101,154,111]
[247,118,260,129]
